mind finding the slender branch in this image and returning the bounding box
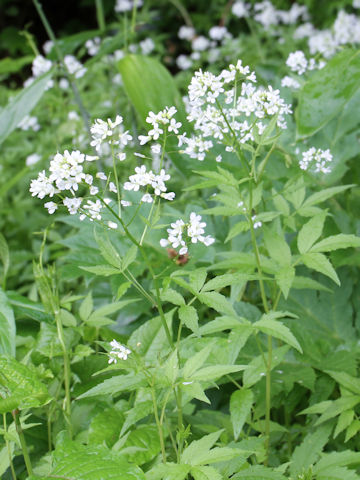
[12,410,33,477]
[95,0,106,32]
[3,413,17,480]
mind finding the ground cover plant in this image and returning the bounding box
[1,1,360,479]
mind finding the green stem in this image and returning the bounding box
[55,311,72,438]
[95,0,106,32]
[32,0,91,132]
[151,386,166,463]
[3,413,17,480]
[12,410,33,477]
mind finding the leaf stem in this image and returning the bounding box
[12,410,33,477]
[151,386,166,463]
[3,413,16,480]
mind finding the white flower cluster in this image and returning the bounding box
[124,165,175,203]
[24,55,54,90]
[90,115,132,153]
[160,212,215,255]
[64,55,87,79]
[115,0,143,12]
[108,340,131,364]
[303,10,360,59]
[85,37,101,56]
[181,60,291,161]
[139,106,182,145]
[299,147,333,174]
[285,50,323,76]
[18,115,40,131]
[253,1,308,29]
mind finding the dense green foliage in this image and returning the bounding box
[1,1,360,480]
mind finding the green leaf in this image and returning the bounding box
[80,265,120,276]
[79,292,93,321]
[301,185,354,208]
[334,411,355,439]
[314,450,360,473]
[181,431,222,465]
[254,316,302,353]
[225,221,249,242]
[232,465,287,479]
[310,234,360,253]
[189,364,247,382]
[291,276,332,292]
[0,289,15,356]
[275,265,295,299]
[88,407,124,448]
[161,288,185,306]
[0,56,33,75]
[202,273,251,292]
[296,49,360,137]
[182,343,213,379]
[94,229,123,270]
[59,308,77,327]
[297,214,326,254]
[263,226,291,266]
[302,252,340,285]
[191,466,223,480]
[316,466,360,480]
[128,310,174,362]
[42,441,145,480]
[178,305,199,334]
[290,423,333,477]
[0,354,50,412]
[325,370,360,395]
[77,373,147,399]
[0,71,53,145]
[0,234,9,283]
[230,389,254,440]
[120,401,153,436]
[122,245,138,270]
[146,463,190,480]
[315,396,360,426]
[345,420,360,442]
[122,425,161,464]
[197,291,236,316]
[243,346,289,388]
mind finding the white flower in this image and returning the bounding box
[232,1,250,18]
[281,76,300,89]
[32,55,52,77]
[141,193,153,203]
[176,54,193,70]
[90,186,99,195]
[63,197,82,215]
[252,215,262,229]
[286,51,308,75]
[118,152,126,161]
[178,25,196,41]
[96,172,107,180]
[44,201,57,214]
[209,26,229,41]
[108,340,131,363]
[30,170,56,199]
[140,38,155,55]
[121,200,132,207]
[192,36,210,51]
[26,153,41,167]
[18,115,40,131]
[109,182,118,193]
[83,199,103,220]
[299,147,333,173]
[64,55,87,78]
[108,221,118,229]
[85,37,101,56]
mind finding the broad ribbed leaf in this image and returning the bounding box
[0,289,15,356]
[0,355,50,412]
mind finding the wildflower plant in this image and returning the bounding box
[3,1,360,479]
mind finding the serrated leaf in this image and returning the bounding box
[122,245,138,270]
[302,252,340,284]
[291,276,332,292]
[232,465,287,479]
[263,226,291,266]
[77,373,146,399]
[315,396,360,426]
[178,305,199,334]
[80,264,120,276]
[59,308,77,327]
[191,466,223,480]
[314,450,360,473]
[190,364,246,382]
[183,343,214,379]
[120,401,153,436]
[79,292,93,321]
[198,291,236,316]
[202,273,251,292]
[0,355,50,412]
[290,423,332,477]
[230,389,254,440]
[94,229,123,269]
[310,234,360,253]
[122,425,161,464]
[161,288,185,306]
[225,221,249,242]
[275,265,295,299]
[41,441,145,480]
[345,420,360,442]
[325,370,360,395]
[334,411,354,439]
[297,214,326,254]
[181,431,222,465]
[302,185,353,208]
[243,346,289,388]
[88,407,124,447]
[254,316,302,353]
